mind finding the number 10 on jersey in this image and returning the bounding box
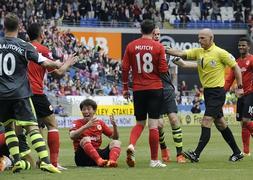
[0,53,16,76]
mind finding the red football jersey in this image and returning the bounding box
[122,38,168,91]
[70,118,113,151]
[225,54,253,95]
[28,42,55,94]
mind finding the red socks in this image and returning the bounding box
[82,142,100,162]
[129,124,144,146]
[242,126,250,154]
[48,130,60,166]
[241,121,253,154]
[109,147,121,161]
[149,128,159,160]
[245,121,253,136]
[0,133,5,149]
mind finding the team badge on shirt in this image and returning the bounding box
[97,124,102,130]
[210,60,216,67]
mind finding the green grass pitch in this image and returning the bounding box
[1,125,253,180]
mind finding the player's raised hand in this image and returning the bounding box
[64,53,79,66]
[123,90,130,100]
[85,117,98,128]
[235,88,244,98]
[109,115,116,126]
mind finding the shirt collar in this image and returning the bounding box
[204,43,215,52]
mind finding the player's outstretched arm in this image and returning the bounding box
[41,58,63,69]
[52,54,78,78]
[172,57,197,68]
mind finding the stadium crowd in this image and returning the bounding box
[0,0,252,29]
[0,0,243,103]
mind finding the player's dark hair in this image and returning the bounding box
[4,13,19,32]
[27,23,42,41]
[141,19,155,35]
[239,37,250,45]
[80,99,97,111]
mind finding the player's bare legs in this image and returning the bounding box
[126,121,145,167]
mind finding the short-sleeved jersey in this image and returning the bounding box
[185,43,236,88]
[122,38,168,91]
[0,37,44,99]
[225,54,253,95]
[70,118,113,151]
[28,42,55,95]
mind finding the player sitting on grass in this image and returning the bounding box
[69,99,121,167]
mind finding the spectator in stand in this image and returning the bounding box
[191,96,202,114]
[179,13,191,28]
[180,80,188,95]
[160,0,169,22]
[133,4,142,22]
[211,0,222,21]
[183,0,192,14]
[234,9,244,23]
[200,0,212,20]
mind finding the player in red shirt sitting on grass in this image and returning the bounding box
[69,99,121,167]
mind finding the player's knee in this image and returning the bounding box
[214,119,227,131]
[136,121,146,127]
[158,119,164,128]
[80,137,91,146]
[109,140,121,149]
[24,126,39,134]
[168,113,180,126]
[201,116,213,128]
[169,116,179,126]
[148,119,158,129]
[40,115,58,130]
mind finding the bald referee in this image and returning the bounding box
[167,28,244,162]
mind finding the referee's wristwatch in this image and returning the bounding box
[237,84,243,89]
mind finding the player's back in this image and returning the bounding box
[123,38,168,91]
[0,37,37,99]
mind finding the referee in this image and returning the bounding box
[167,28,244,162]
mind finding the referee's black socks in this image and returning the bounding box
[220,127,241,154]
[195,126,211,157]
